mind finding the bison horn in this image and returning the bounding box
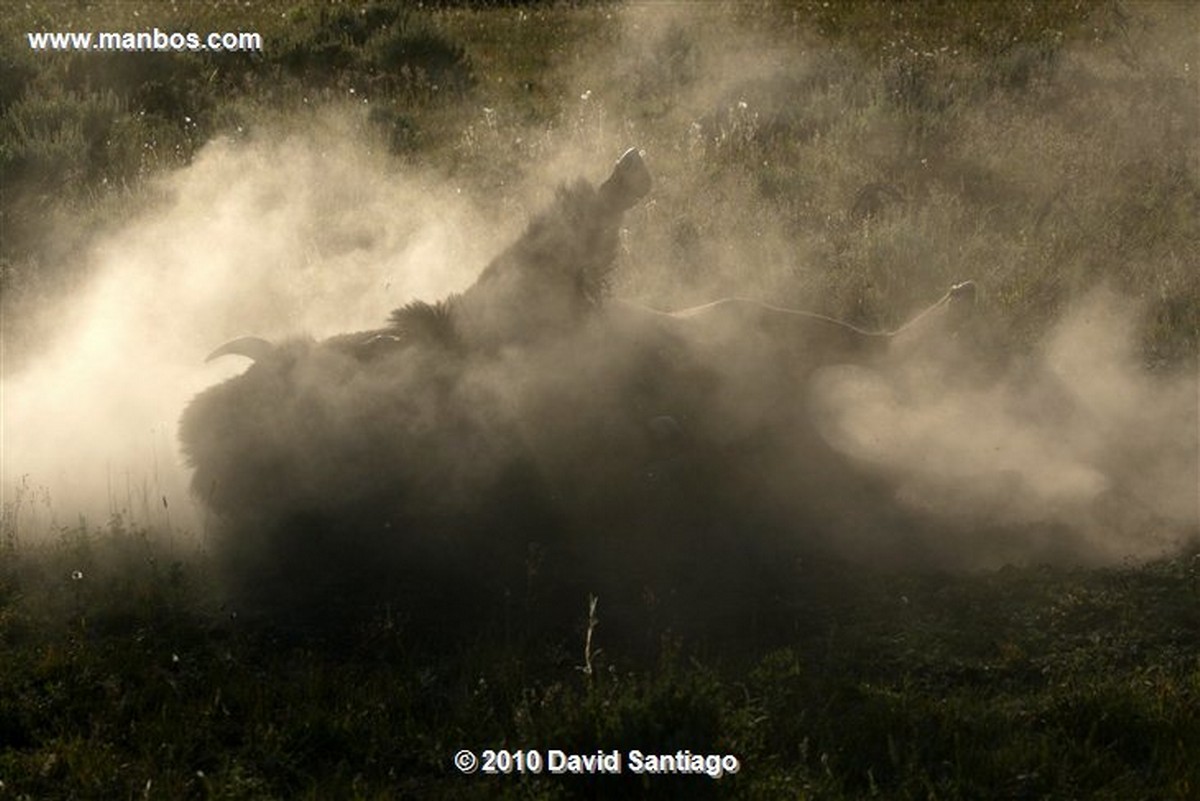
[205,336,275,363]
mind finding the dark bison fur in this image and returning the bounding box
[180,148,974,644]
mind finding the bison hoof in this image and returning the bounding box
[949,281,977,302]
[600,147,652,210]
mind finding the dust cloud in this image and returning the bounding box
[2,0,1196,595]
[1,116,496,540]
[812,289,1198,568]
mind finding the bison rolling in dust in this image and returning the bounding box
[180,148,975,637]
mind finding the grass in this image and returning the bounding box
[1,524,1197,798]
[2,0,1198,797]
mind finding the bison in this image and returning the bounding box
[180,148,975,638]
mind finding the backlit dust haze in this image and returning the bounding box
[2,120,501,537]
[812,289,1198,568]
[2,2,1196,574]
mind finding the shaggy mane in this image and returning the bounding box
[386,297,461,347]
